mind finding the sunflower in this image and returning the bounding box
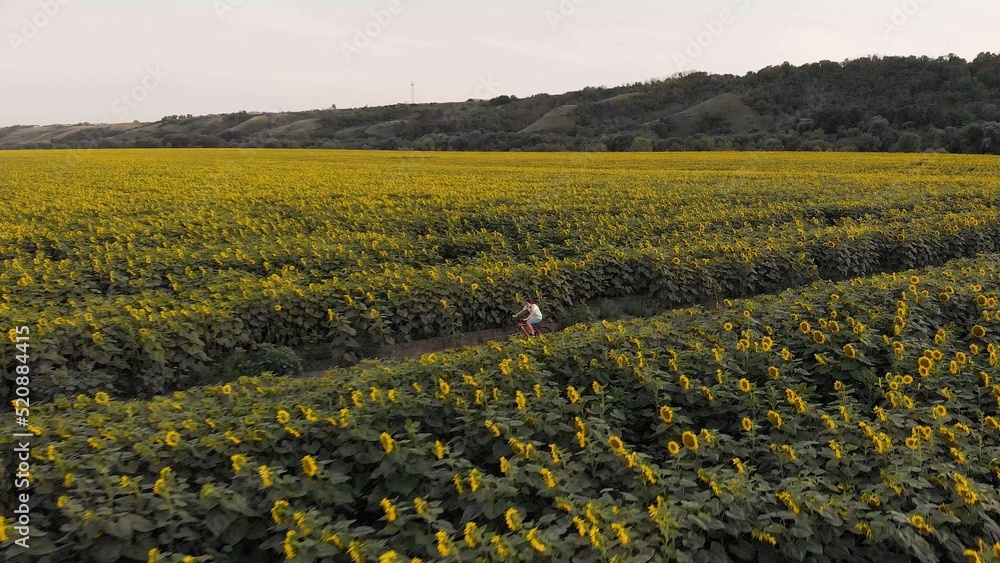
[527,528,548,552]
[701,386,715,401]
[822,414,837,430]
[258,465,273,488]
[379,432,395,454]
[435,530,453,557]
[271,500,290,524]
[164,431,181,448]
[738,378,751,393]
[230,454,247,472]
[741,417,754,432]
[505,508,522,531]
[540,468,556,488]
[380,498,397,522]
[608,436,625,453]
[765,412,783,430]
[567,386,580,404]
[681,431,699,452]
[667,441,681,455]
[301,455,318,477]
[972,325,987,339]
[732,457,746,475]
[659,405,674,424]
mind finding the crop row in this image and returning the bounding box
[3,208,999,402]
[4,151,1000,401]
[2,254,998,561]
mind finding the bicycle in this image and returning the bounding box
[514,319,553,338]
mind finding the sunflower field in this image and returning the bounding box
[1,150,999,400]
[1,150,1000,562]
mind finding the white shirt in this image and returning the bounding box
[520,303,542,321]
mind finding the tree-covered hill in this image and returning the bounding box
[3,53,999,153]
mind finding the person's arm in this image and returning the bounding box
[513,304,528,318]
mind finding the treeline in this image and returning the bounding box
[4,53,1000,153]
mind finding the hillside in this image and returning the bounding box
[2,53,999,153]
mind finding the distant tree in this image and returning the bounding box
[604,133,634,152]
[795,119,816,133]
[982,122,1000,154]
[630,136,653,151]
[760,137,784,151]
[162,134,191,148]
[960,123,985,152]
[651,119,675,138]
[192,135,223,148]
[689,134,714,151]
[867,116,897,150]
[135,137,163,148]
[894,132,922,152]
[852,133,880,152]
[411,137,435,151]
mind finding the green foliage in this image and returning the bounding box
[895,132,923,153]
[689,134,715,151]
[4,152,1000,402]
[6,54,1000,153]
[234,343,303,379]
[5,255,999,561]
[629,136,653,152]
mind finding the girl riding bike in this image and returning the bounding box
[512,298,543,336]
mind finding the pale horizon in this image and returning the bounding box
[2,0,998,127]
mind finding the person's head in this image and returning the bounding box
[525,298,536,305]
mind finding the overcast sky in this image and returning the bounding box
[1,0,997,126]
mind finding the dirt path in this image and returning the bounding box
[297,295,659,377]
[301,325,548,378]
